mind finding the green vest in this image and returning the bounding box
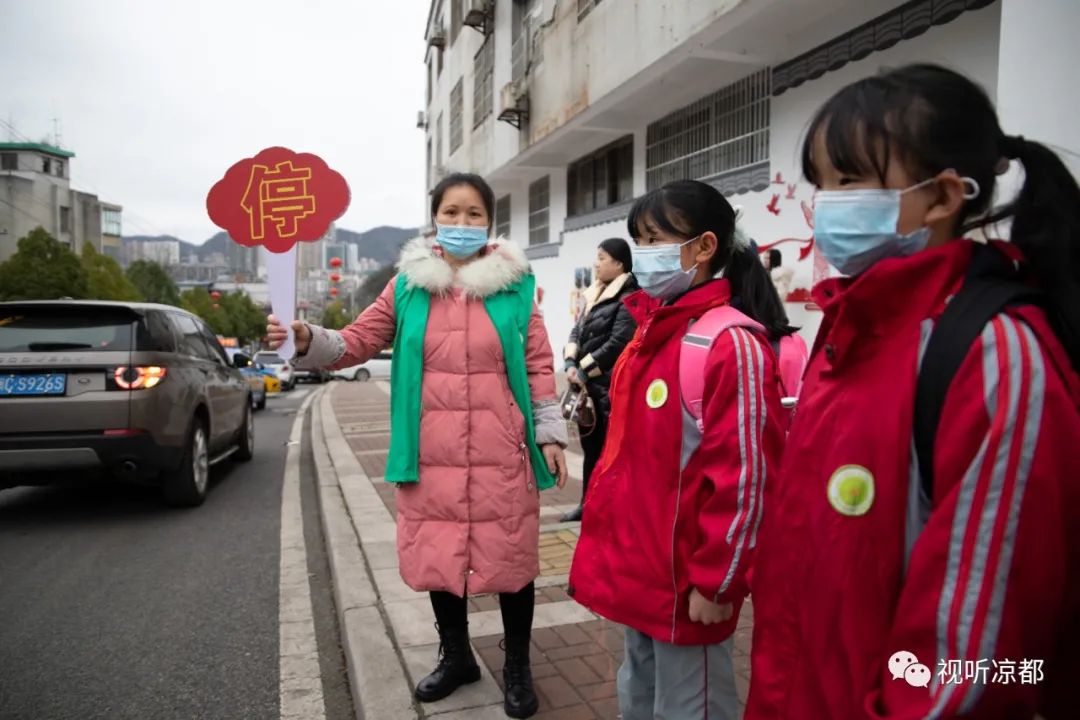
[385,273,555,490]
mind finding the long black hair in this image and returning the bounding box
[430,172,496,232]
[803,63,1080,368]
[627,179,793,338]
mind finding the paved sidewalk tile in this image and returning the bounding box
[330,381,753,719]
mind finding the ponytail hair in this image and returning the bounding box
[803,63,1080,367]
[985,136,1080,367]
[627,180,793,337]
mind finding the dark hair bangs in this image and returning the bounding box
[626,188,693,240]
[800,78,900,187]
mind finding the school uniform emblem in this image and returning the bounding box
[827,465,875,516]
[646,379,668,409]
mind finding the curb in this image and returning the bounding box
[310,385,420,720]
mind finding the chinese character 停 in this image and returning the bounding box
[241,160,316,241]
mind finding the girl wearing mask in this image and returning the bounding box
[568,180,789,719]
[267,173,568,719]
[746,64,1080,719]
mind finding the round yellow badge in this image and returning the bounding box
[645,379,669,409]
[826,465,875,516]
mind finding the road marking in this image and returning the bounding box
[279,390,326,720]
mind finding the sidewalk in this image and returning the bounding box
[317,381,752,719]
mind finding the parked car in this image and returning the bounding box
[294,367,332,384]
[0,301,255,506]
[253,351,295,390]
[225,348,267,410]
[333,351,393,382]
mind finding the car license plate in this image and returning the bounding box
[0,373,67,397]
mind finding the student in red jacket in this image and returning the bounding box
[569,180,789,719]
[746,64,1080,719]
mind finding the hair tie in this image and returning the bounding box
[1002,134,1025,160]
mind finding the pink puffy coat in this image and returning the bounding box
[296,238,567,596]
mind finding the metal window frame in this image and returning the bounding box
[567,135,633,217]
[473,34,495,128]
[528,176,550,246]
[495,194,511,238]
[450,79,464,154]
[645,69,771,192]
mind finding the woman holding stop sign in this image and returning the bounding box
[267,172,567,719]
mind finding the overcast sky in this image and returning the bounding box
[1,0,429,245]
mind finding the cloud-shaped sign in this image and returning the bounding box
[206,147,350,254]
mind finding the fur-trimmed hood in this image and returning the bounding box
[397,236,530,298]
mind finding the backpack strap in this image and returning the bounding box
[913,244,1041,501]
[680,305,764,428]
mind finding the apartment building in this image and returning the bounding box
[421,0,1078,351]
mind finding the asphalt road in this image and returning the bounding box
[0,386,353,720]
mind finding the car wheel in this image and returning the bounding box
[234,403,255,462]
[355,368,371,382]
[256,392,267,410]
[162,417,210,507]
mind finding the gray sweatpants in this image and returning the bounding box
[617,627,738,720]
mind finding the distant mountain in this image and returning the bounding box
[122,235,199,258]
[338,226,418,266]
[125,225,418,266]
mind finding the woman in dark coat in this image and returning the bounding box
[562,237,638,522]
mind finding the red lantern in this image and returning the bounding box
[210,290,222,300]
[330,272,341,283]
[329,257,343,269]
[329,287,339,297]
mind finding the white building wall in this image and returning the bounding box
[531,3,1003,353]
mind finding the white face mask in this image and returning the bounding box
[631,237,698,300]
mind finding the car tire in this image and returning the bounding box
[354,368,371,382]
[162,417,210,507]
[256,393,267,410]
[234,403,255,462]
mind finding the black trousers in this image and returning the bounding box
[429,582,535,642]
[577,411,608,505]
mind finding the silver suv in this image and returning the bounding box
[0,301,255,506]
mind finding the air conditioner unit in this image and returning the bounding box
[416,111,427,130]
[498,81,529,130]
[427,22,447,49]
[464,0,494,33]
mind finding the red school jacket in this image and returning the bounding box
[568,279,786,646]
[745,240,1080,719]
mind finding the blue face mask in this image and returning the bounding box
[436,224,489,258]
[632,237,699,300]
[812,179,944,276]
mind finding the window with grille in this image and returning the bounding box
[450,80,464,154]
[495,195,511,238]
[59,206,71,233]
[567,135,633,217]
[578,0,601,21]
[528,177,550,246]
[426,58,433,105]
[436,112,444,168]
[451,0,463,45]
[473,35,494,128]
[645,69,770,191]
[0,153,16,171]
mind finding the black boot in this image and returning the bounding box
[502,638,539,718]
[415,623,481,702]
[560,504,583,522]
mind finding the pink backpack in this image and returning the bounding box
[679,306,807,430]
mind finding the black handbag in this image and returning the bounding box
[560,382,597,435]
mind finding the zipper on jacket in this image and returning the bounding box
[669,467,684,643]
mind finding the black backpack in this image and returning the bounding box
[913,242,1042,501]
